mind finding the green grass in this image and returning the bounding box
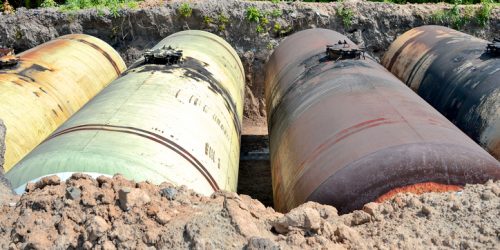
[336,1,354,28]
[57,0,139,17]
[431,0,494,28]
[178,2,192,18]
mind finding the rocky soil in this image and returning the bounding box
[0,0,499,132]
[0,174,498,249]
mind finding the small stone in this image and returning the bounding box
[451,201,461,212]
[408,197,422,208]
[481,190,494,201]
[66,186,82,200]
[491,185,500,196]
[156,211,171,225]
[362,202,378,216]
[144,231,159,244]
[70,173,93,180]
[272,205,321,233]
[8,202,16,207]
[380,203,394,214]
[350,210,371,225]
[335,224,363,244]
[245,237,279,250]
[25,182,36,192]
[97,175,112,186]
[118,187,151,211]
[36,175,60,189]
[86,216,110,241]
[160,187,177,200]
[64,199,74,206]
[286,233,305,246]
[421,205,433,217]
[101,241,116,250]
[82,241,93,250]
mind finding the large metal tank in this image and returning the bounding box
[382,25,500,160]
[7,30,245,196]
[265,28,500,213]
[0,34,126,173]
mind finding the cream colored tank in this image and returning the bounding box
[0,34,126,173]
[7,30,245,195]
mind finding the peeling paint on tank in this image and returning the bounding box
[0,34,126,172]
[383,25,500,159]
[478,89,500,157]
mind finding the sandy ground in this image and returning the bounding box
[0,174,498,249]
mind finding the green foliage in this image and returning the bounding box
[273,22,281,32]
[256,24,265,33]
[178,2,192,18]
[217,14,229,31]
[431,0,494,29]
[203,15,213,25]
[40,0,57,7]
[246,6,262,23]
[218,13,229,24]
[271,8,282,17]
[337,2,354,28]
[477,0,493,26]
[58,0,139,16]
[246,4,292,34]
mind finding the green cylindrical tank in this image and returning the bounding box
[6,30,245,195]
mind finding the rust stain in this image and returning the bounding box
[375,182,463,203]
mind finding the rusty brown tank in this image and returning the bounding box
[265,28,500,213]
[382,25,500,160]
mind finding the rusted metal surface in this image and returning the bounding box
[382,25,500,160]
[265,28,500,213]
[0,34,126,173]
[375,182,462,203]
[0,48,18,68]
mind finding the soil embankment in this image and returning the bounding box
[0,174,499,249]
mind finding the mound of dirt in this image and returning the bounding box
[0,174,498,249]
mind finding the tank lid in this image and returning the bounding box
[486,38,500,57]
[0,48,19,69]
[326,40,365,61]
[143,46,183,65]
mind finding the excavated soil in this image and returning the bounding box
[0,174,499,249]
